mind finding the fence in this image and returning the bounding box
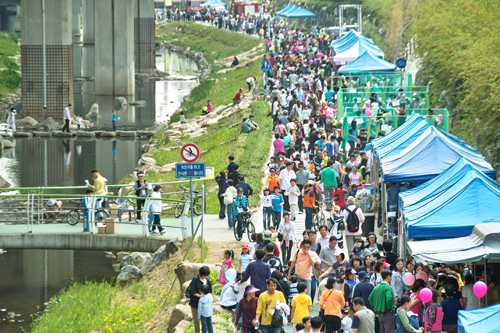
[331,73,412,89]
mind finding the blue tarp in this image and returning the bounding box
[379,121,495,184]
[282,7,317,18]
[338,50,396,73]
[400,159,500,239]
[458,302,500,333]
[275,5,296,16]
[373,114,477,163]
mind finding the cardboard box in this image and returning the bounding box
[105,221,119,234]
[97,223,106,234]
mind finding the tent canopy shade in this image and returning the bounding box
[200,0,227,7]
[338,50,396,73]
[282,7,317,18]
[408,223,500,263]
[458,302,500,333]
[275,4,297,16]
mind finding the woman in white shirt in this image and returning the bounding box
[223,179,238,229]
[151,185,166,234]
[277,211,296,265]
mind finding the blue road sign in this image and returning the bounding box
[261,59,272,71]
[396,58,407,69]
[175,162,206,178]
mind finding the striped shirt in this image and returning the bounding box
[239,254,252,272]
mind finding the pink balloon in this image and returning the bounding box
[328,57,332,61]
[403,273,415,286]
[416,271,428,282]
[316,53,323,58]
[437,114,444,122]
[309,60,314,65]
[420,288,433,303]
[473,281,487,298]
[365,109,371,117]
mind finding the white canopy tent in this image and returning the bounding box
[408,223,500,263]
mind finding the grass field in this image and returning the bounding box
[0,32,21,101]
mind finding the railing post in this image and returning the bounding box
[26,193,32,233]
[142,197,150,237]
[180,200,189,240]
[89,195,96,234]
[201,184,205,262]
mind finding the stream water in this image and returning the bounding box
[0,49,198,332]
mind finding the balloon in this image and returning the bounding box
[403,273,415,286]
[328,57,332,61]
[316,53,323,58]
[309,60,314,65]
[437,114,444,122]
[420,288,433,303]
[364,109,371,117]
[225,268,237,282]
[473,281,487,298]
[416,272,428,282]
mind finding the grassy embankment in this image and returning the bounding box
[0,32,21,101]
[126,22,272,212]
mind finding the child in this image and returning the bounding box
[268,225,278,245]
[180,111,187,124]
[151,185,166,234]
[238,244,252,273]
[289,275,299,305]
[298,316,312,333]
[269,259,279,273]
[215,250,234,285]
[291,282,313,330]
[264,168,280,193]
[198,284,214,333]
[295,323,306,333]
[344,268,359,306]
[271,185,284,227]
[81,189,93,232]
[261,188,274,230]
[284,260,293,278]
[285,179,300,221]
[267,157,279,175]
[340,308,352,333]
[220,273,240,310]
[249,233,258,258]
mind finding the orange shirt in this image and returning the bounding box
[302,186,316,209]
[293,250,315,280]
[265,175,280,191]
[319,289,345,318]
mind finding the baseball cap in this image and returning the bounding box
[346,268,357,276]
[237,188,244,192]
[137,171,145,177]
[154,184,163,191]
[381,261,391,268]
[353,246,362,255]
[349,153,356,158]
[242,244,249,248]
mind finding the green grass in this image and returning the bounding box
[0,32,21,100]
[157,22,262,64]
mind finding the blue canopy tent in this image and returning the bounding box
[399,159,500,239]
[275,5,296,16]
[338,50,396,73]
[282,7,317,18]
[458,301,500,333]
[200,0,227,7]
[334,39,384,63]
[331,29,375,48]
[379,125,496,184]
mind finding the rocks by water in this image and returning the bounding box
[12,132,33,138]
[15,116,38,129]
[35,117,59,131]
[86,103,99,118]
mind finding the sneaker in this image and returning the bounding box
[299,211,303,214]
[83,228,89,232]
[135,219,141,223]
[160,230,166,234]
[151,230,159,234]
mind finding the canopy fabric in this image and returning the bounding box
[282,7,317,18]
[380,125,496,184]
[408,223,500,263]
[373,115,477,163]
[275,5,296,15]
[458,302,500,333]
[401,159,500,239]
[200,0,227,7]
[334,40,384,63]
[331,29,374,47]
[338,50,396,73]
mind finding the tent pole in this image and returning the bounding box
[484,258,488,306]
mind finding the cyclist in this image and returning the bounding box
[233,188,248,240]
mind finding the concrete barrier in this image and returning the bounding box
[100,131,117,138]
[75,131,96,138]
[13,132,33,138]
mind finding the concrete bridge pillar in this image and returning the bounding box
[0,5,17,32]
[21,0,74,121]
[94,0,135,96]
[82,0,95,78]
[72,0,83,78]
[135,0,156,74]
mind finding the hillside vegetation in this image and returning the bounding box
[0,32,21,101]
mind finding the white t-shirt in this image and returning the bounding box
[462,284,481,310]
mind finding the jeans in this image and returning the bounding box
[137,198,146,220]
[200,316,213,333]
[227,204,234,228]
[259,325,281,333]
[297,277,312,297]
[112,120,116,131]
[263,207,272,229]
[272,210,281,227]
[218,195,226,219]
[281,240,293,265]
[297,185,304,211]
[152,214,163,232]
[311,275,317,301]
[305,207,314,230]
[236,214,243,238]
[324,186,334,210]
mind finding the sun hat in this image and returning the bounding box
[137,171,145,176]
[263,230,273,240]
[381,261,391,268]
[245,286,260,294]
[237,188,244,192]
[357,270,369,280]
[242,244,249,248]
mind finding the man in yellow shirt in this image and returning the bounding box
[291,282,313,329]
[256,278,286,332]
[88,169,106,195]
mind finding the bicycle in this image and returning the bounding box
[174,186,202,218]
[233,210,256,242]
[311,200,328,231]
[66,207,110,225]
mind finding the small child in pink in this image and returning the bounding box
[215,250,234,285]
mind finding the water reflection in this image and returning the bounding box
[0,138,147,190]
[73,47,198,130]
[0,249,116,333]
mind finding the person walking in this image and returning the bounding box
[277,211,296,265]
[288,239,315,297]
[187,266,212,333]
[134,171,148,222]
[150,184,166,234]
[198,284,214,333]
[215,171,228,219]
[6,108,16,132]
[295,163,309,214]
[368,270,396,333]
[302,179,317,230]
[351,270,375,312]
[234,285,259,333]
[321,161,337,211]
[112,109,117,131]
[255,278,287,333]
[351,297,376,333]
[319,278,345,333]
[223,179,237,229]
[343,196,365,253]
[241,250,271,297]
[62,103,72,133]
[279,161,296,212]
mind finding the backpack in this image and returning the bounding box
[296,127,303,140]
[345,207,360,233]
[271,303,283,327]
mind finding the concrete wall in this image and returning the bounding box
[134,0,156,73]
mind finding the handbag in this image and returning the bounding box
[319,290,333,319]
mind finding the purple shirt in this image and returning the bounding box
[273,139,285,154]
[236,297,259,328]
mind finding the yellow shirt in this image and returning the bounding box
[271,232,278,245]
[92,176,106,195]
[291,293,312,323]
[256,291,286,326]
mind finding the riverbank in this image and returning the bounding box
[0,32,21,115]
